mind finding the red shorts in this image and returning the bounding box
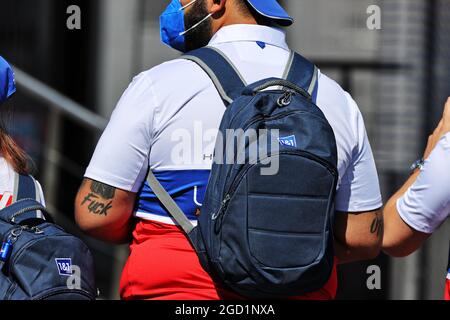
[120,220,338,300]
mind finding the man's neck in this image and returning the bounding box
[212,16,259,34]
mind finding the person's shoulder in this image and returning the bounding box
[115,58,202,105]
[317,71,355,107]
[316,70,362,118]
[315,70,368,152]
[126,58,210,105]
[141,58,205,87]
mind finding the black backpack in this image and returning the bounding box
[146,47,338,299]
[0,174,96,300]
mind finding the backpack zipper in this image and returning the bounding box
[2,226,27,300]
[4,281,17,300]
[0,227,21,263]
[217,95,327,194]
[36,288,95,300]
[215,109,307,221]
[212,105,337,230]
[220,109,306,193]
[1,225,43,274]
[212,150,338,234]
[211,195,231,221]
[5,224,52,275]
[227,89,299,130]
[277,90,295,107]
[9,200,46,223]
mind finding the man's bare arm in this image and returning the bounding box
[75,178,136,244]
[334,209,383,264]
[382,98,450,257]
[382,171,430,257]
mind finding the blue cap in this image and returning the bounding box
[246,0,293,26]
[0,56,16,104]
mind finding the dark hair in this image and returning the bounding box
[0,102,30,175]
[234,0,250,14]
[235,0,273,26]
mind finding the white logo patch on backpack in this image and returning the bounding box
[55,258,73,276]
[278,135,297,148]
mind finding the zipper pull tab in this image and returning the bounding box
[277,90,294,107]
[213,195,231,234]
[0,240,13,262]
[212,195,231,221]
[0,226,25,265]
[31,226,44,235]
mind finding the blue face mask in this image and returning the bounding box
[160,0,213,53]
[0,56,16,105]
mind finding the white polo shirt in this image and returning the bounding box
[85,24,382,225]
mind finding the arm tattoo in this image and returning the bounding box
[80,181,116,216]
[370,213,384,237]
[90,181,116,199]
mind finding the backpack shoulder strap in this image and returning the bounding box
[285,51,319,99]
[13,173,39,203]
[182,47,247,106]
[146,169,195,235]
[1,173,48,224]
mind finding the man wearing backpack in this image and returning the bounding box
[75,0,383,300]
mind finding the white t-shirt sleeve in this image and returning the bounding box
[397,132,450,234]
[85,72,156,192]
[335,93,383,213]
[35,180,46,206]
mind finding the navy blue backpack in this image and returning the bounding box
[146,47,338,299]
[0,174,96,300]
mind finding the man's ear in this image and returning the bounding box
[208,0,226,15]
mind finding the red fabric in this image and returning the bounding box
[445,279,450,301]
[0,193,13,208]
[119,220,337,300]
